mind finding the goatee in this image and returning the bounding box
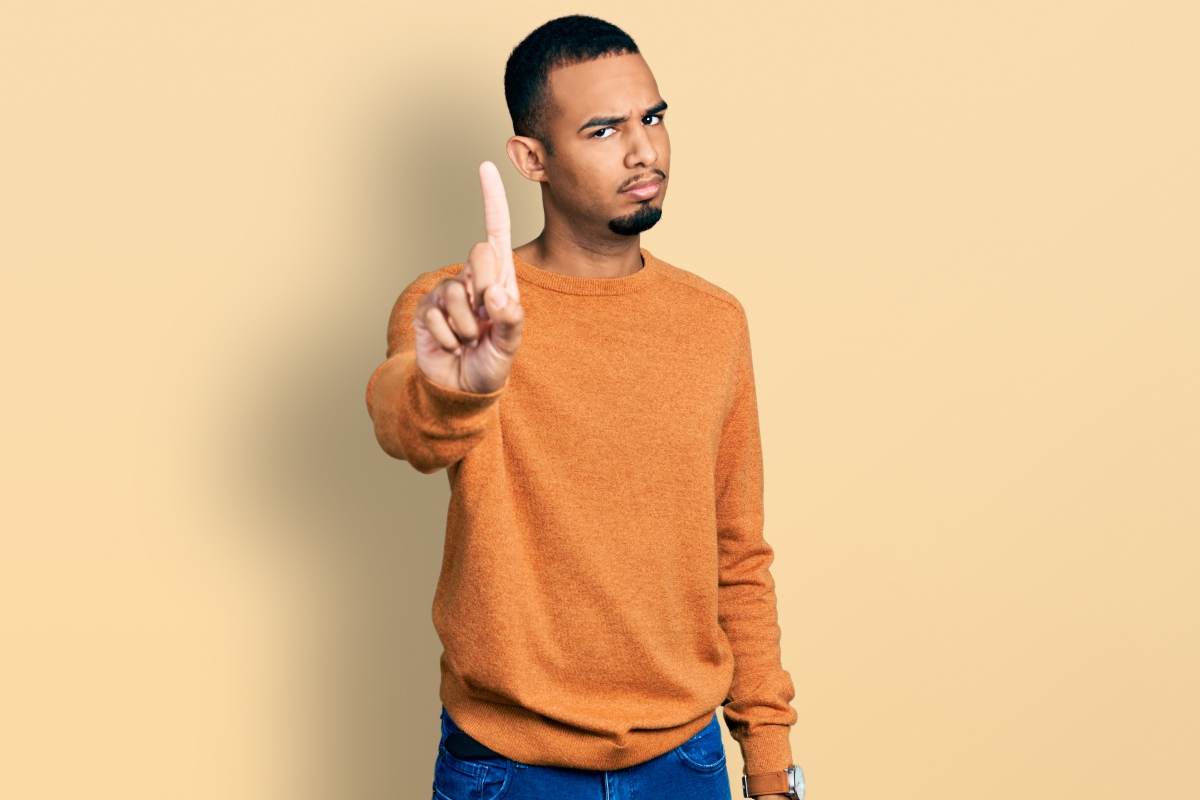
[608,202,662,236]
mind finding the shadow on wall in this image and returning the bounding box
[245,75,524,800]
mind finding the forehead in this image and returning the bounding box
[546,53,661,123]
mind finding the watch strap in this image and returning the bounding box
[742,769,791,797]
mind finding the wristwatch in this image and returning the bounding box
[742,765,805,798]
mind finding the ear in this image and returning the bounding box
[506,136,550,183]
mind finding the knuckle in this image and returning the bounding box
[422,284,447,307]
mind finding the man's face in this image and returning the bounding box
[542,53,670,237]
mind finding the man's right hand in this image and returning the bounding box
[413,162,524,394]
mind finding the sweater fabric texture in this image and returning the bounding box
[366,249,797,775]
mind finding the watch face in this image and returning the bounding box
[790,765,806,800]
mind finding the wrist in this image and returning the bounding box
[742,765,804,799]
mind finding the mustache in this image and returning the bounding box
[618,169,667,192]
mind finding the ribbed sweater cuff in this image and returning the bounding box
[415,367,505,419]
[740,724,794,776]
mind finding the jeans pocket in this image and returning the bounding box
[433,747,511,800]
[673,715,727,773]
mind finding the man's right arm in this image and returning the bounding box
[366,162,522,474]
[365,271,506,473]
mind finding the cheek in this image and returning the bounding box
[582,146,625,182]
[654,130,672,166]
[561,150,623,205]
[545,157,585,199]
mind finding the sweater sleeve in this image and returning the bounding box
[716,313,798,776]
[365,267,503,473]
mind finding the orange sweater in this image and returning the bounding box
[366,250,796,774]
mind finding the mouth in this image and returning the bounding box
[619,171,666,202]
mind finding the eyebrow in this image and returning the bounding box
[577,100,669,133]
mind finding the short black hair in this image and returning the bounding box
[504,15,639,154]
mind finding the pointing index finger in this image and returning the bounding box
[479,161,517,299]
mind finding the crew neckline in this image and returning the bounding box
[512,249,662,296]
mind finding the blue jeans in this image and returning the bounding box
[433,708,733,800]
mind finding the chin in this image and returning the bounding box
[608,202,663,237]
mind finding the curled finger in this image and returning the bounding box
[422,306,461,353]
[442,280,479,342]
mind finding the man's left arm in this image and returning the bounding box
[714,311,799,787]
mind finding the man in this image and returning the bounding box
[367,15,801,800]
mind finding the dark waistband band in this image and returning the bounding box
[443,711,506,761]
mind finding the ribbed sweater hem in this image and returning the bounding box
[440,675,715,771]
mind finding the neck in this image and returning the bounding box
[514,203,644,279]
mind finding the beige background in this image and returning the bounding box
[2,1,1197,798]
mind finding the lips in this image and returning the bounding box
[620,176,664,201]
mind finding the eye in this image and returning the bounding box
[642,114,662,126]
[592,127,616,139]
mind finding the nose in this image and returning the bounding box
[624,120,658,170]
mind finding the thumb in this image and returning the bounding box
[483,283,523,355]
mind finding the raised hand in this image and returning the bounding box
[412,162,524,394]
